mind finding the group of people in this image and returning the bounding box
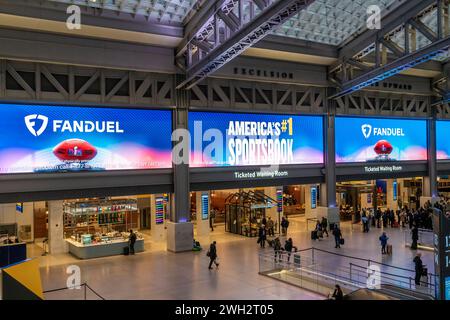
[313,217,343,249]
[257,216,276,248]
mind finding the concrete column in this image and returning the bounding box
[421,108,440,205]
[316,88,339,225]
[168,75,193,252]
[386,179,399,211]
[360,193,373,210]
[305,185,318,219]
[264,187,283,233]
[48,200,67,254]
[196,192,210,237]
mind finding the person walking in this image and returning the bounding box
[273,237,282,262]
[207,241,219,270]
[379,232,389,254]
[361,213,369,233]
[281,217,287,236]
[267,217,275,237]
[413,253,424,286]
[332,225,342,248]
[209,208,216,232]
[411,225,419,250]
[128,229,137,255]
[284,238,296,262]
[258,225,267,248]
[321,216,329,237]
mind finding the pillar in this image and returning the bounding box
[304,185,317,219]
[317,88,339,225]
[421,107,440,206]
[386,179,399,211]
[167,75,193,252]
[48,200,67,254]
[196,191,210,237]
[264,186,283,233]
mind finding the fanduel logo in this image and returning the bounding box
[24,114,124,135]
[361,124,372,139]
[25,114,49,137]
[361,124,405,139]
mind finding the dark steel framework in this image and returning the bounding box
[176,0,316,89]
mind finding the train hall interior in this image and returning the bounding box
[0,0,450,302]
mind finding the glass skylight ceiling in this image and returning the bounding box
[49,0,199,24]
[274,0,397,45]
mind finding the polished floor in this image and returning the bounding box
[35,217,433,300]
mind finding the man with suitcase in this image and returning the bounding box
[413,253,424,286]
[332,225,342,248]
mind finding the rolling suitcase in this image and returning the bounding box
[123,246,130,256]
[311,230,318,240]
[339,238,345,245]
[386,244,393,255]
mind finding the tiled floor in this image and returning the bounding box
[34,217,434,300]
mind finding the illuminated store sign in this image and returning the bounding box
[189,112,324,167]
[155,197,164,225]
[0,104,172,173]
[437,121,450,160]
[233,170,288,180]
[433,208,450,300]
[335,117,427,163]
[311,186,317,209]
[201,193,209,220]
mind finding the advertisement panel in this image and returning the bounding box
[437,121,450,160]
[0,104,173,174]
[189,112,324,167]
[335,117,427,163]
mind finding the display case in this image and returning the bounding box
[63,198,139,237]
[66,231,144,259]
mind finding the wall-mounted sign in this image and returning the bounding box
[155,197,164,225]
[364,165,403,173]
[201,193,209,220]
[437,121,450,160]
[393,180,398,201]
[233,67,294,80]
[367,193,372,204]
[335,117,427,163]
[277,189,283,213]
[16,203,23,214]
[0,104,173,174]
[233,170,288,180]
[311,186,317,209]
[433,207,450,300]
[189,112,324,167]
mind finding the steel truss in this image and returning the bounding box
[0,58,432,117]
[176,0,316,89]
[329,0,450,99]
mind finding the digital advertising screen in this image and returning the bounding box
[0,104,173,174]
[436,121,450,160]
[189,111,324,167]
[335,117,427,163]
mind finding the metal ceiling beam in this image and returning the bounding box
[331,36,450,99]
[176,0,316,89]
[338,0,436,61]
[330,0,448,99]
